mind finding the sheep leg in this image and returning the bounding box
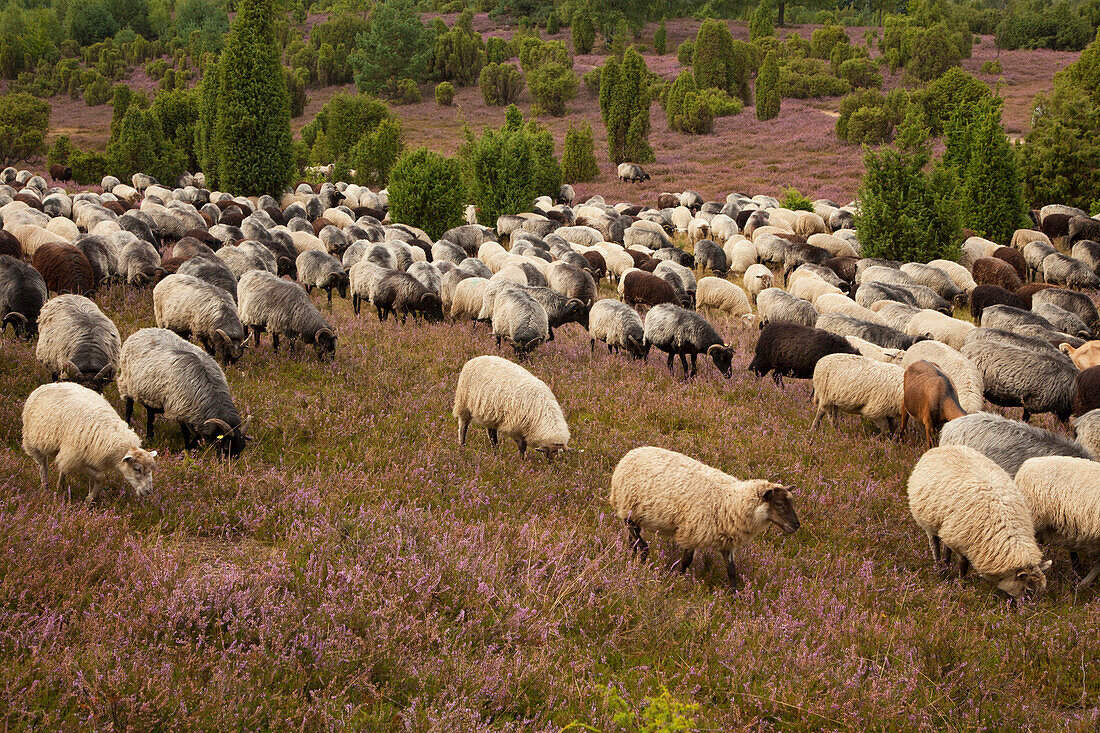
[674,549,694,573]
[353,295,361,315]
[251,326,261,347]
[925,530,941,563]
[180,422,194,450]
[958,555,970,577]
[326,289,333,308]
[272,333,280,353]
[666,353,675,372]
[625,520,648,560]
[376,305,385,322]
[678,352,690,377]
[495,335,502,348]
[942,545,953,564]
[898,410,909,440]
[144,404,157,438]
[689,353,698,376]
[1070,552,1086,577]
[85,470,103,504]
[36,459,48,492]
[457,417,469,446]
[547,327,555,342]
[515,436,527,458]
[124,397,134,425]
[724,550,741,589]
[487,428,499,447]
[810,408,825,432]
[1021,409,1031,423]
[1078,561,1100,589]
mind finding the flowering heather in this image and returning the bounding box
[2,267,1100,729]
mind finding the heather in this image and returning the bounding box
[3,274,1100,728]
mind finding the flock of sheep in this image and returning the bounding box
[3,161,1100,597]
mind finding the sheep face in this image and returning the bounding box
[536,443,567,462]
[62,362,116,392]
[989,561,1051,598]
[417,293,444,323]
[626,334,650,361]
[763,486,801,535]
[116,448,157,497]
[3,311,33,339]
[707,343,734,378]
[565,299,589,330]
[313,328,337,361]
[200,417,251,459]
[213,329,246,366]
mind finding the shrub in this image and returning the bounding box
[582,66,601,95]
[663,71,714,134]
[546,11,559,35]
[71,2,119,47]
[83,76,113,106]
[285,67,307,118]
[783,33,811,59]
[572,6,594,54]
[394,79,422,104]
[599,49,654,165]
[779,58,850,98]
[838,57,881,88]
[528,62,577,116]
[915,66,989,135]
[152,87,200,169]
[857,111,961,263]
[349,116,403,187]
[836,87,909,143]
[478,62,524,105]
[654,18,667,55]
[387,148,464,239]
[694,19,737,93]
[561,122,599,182]
[212,0,294,195]
[70,149,113,185]
[677,40,695,66]
[0,92,49,165]
[350,0,432,96]
[433,10,486,86]
[755,50,780,120]
[980,59,1002,75]
[995,1,1092,52]
[697,87,742,117]
[781,185,813,211]
[907,24,962,81]
[810,25,848,59]
[48,135,77,169]
[519,39,572,72]
[486,36,511,64]
[749,1,774,42]
[435,81,455,106]
[109,104,188,183]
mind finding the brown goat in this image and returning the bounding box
[31,242,95,296]
[972,256,1023,292]
[900,360,968,447]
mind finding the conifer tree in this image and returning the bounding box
[654,18,667,55]
[599,48,654,164]
[950,99,1026,243]
[562,122,599,182]
[755,50,780,120]
[572,7,594,55]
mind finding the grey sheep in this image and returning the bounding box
[855,282,919,310]
[218,242,275,280]
[153,274,246,365]
[1031,287,1100,332]
[36,294,121,390]
[873,301,922,331]
[177,255,238,302]
[407,261,442,295]
[0,254,48,338]
[73,234,116,284]
[491,288,549,355]
[546,261,597,306]
[371,270,443,323]
[519,285,588,339]
[694,239,728,276]
[900,263,964,302]
[1072,408,1100,458]
[237,270,337,360]
[817,312,925,351]
[980,304,1054,332]
[940,411,1091,476]
[118,328,250,458]
[432,240,467,264]
[756,288,817,328]
[961,340,1076,422]
[965,327,1075,365]
[588,299,648,359]
[1023,241,1058,280]
[118,238,163,286]
[441,268,476,314]
[891,284,952,315]
[296,250,348,306]
[642,303,734,378]
[1043,252,1100,289]
[459,257,493,278]
[1032,303,1092,339]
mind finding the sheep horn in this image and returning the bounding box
[2,311,26,332]
[215,328,230,345]
[317,327,334,340]
[203,418,233,436]
[94,364,116,382]
[1060,342,1074,355]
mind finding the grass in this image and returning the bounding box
[2,265,1100,730]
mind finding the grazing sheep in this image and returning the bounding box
[1023,241,1058,280]
[816,312,924,351]
[520,285,588,339]
[118,239,163,286]
[972,257,1023,292]
[1011,228,1052,250]
[965,326,1072,364]
[901,309,972,351]
[546,260,597,306]
[992,246,1028,282]
[855,282,918,311]
[588,299,649,359]
[1033,302,1092,339]
[1031,288,1100,332]
[961,340,1076,422]
[370,270,444,324]
[22,382,156,502]
[902,340,984,414]
[845,335,903,363]
[609,446,799,588]
[621,269,683,310]
[811,353,905,433]
[35,295,121,391]
[757,288,816,328]
[73,234,115,284]
[153,274,246,365]
[749,322,858,385]
[449,276,489,322]
[177,255,238,301]
[296,250,348,306]
[900,360,968,446]
[940,411,1091,476]
[980,304,1055,333]
[927,259,977,297]
[1061,341,1100,370]
[453,355,569,459]
[695,277,751,318]
[348,260,386,316]
[907,445,1049,597]
[813,292,887,326]
[1075,366,1100,416]
[1071,239,1100,274]
[1044,252,1100,290]
[900,263,964,302]
[726,239,758,274]
[0,254,48,338]
[31,243,95,295]
[237,270,337,360]
[872,300,923,332]
[824,256,859,284]
[788,274,842,304]
[742,264,773,304]
[1072,409,1100,458]
[694,239,728,275]
[643,303,734,378]
[491,288,549,355]
[1016,456,1100,587]
[617,163,650,182]
[118,328,250,458]
[969,284,1026,322]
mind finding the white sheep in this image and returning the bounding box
[724,237,758,275]
[927,260,977,295]
[608,446,800,588]
[811,353,905,433]
[453,355,569,460]
[449,277,489,322]
[814,292,888,326]
[1015,456,1100,587]
[588,299,648,359]
[788,275,842,304]
[903,309,973,351]
[22,382,156,502]
[907,445,1050,597]
[695,277,752,318]
[742,264,773,304]
[846,335,903,362]
[902,340,985,414]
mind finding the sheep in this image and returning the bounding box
[824,256,859,284]
[31,243,95,296]
[907,445,1049,597]
[35,295,121,391]
[927,259,977,296]
[695,277,752,318]
[1075,366,1100,416]
[1023,241,1058,280]
[788,274,842,304]
[617,163,650,182]
[1044,252,1100,290]
[1015,456,1100,587]
[816,312,924,351]
[845,335,903,363]
[904,309,973,351]
[118,328,250,458]
[969,284,1026,322]
[965,326,1073,363]
[748,322,857,386]
[217,242,275,280]
[608,446,799,588]
[177,255,238,302]
[491,288,549,355]
[940,411,1091,476]
[1031,288,1100,333]
[349,260,385,316]
[1033,302,1092,339]
[1070,217,1100,244]
[902,340,984,414]
[1071,239,1100,274]
[756,288,816,328]
[74,234,116,284]
[519,285,588,339]
[153,274,247,366]
[810,353,905,433]
[981,303,1057,333]
[296,250,348,306]
[621,269,683,310]
[694,239,728,276]
[742,264,773,304]
[813,292,887,326]
[899,360,968,446]
[1072,409,1100,459]
[872,300,923,332]
[545,260,597,306]
[1061,341,1100,370]
[449,276,489,322]
[961,340,1076,422]
[117,238,163,287]
[453,355,568,460]
[237,270,337,360]
[369,270,444,324]
[726,238,758,274]
[12,225,69,258]
[972,257,1023,292]
[643,303,734,378]
[0,254,47,338]
[900,262,964,302]
[1011,228,1052,250]
[22,382,156,502]
[855,282,918,311]
[588,299,649,359]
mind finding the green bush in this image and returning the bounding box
[435,81,455,106]
[528,62,577,116]
[779,58,850,98]
[285,67,307,117]
[71,2,119,47]
[582,66,601,95]
[810,25,848,59]
[915,66,989,135]
[599,48,654,165]
[654,18,667,55]
[0,92,50,164]
[572,6,594,54]
[838,57,881,88]
[697,87,742,116]
[907,24,962,81]
[109,104,188,183]
[387,148,465,239]
[783,33,811,59]
[677,41,695,66]
[48,135,77,168]
[486,36,511,64]
[995,1,1092,52]
[394,79,421,104]
[755,50,780,120]
[350,0,433,96]
[546,11,559,35]
[152,87,200,169]
[980,59,1002,75]
[781,185,813,211]
[70,149,113,185]
[857,111,961,263]
[433,10,486,86]
[694,19,744,98]
[83,75,113,106]
[519,39,571,72]
[561,122,598,183]
[348,116,403,187]
[749,1,774,42]
[836,87,909,143]
[478,62,524,105]
[662,71,713,134]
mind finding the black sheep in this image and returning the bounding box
[1075,366,1100,416]
[970,284,1026,322]
[0,255,48,338]
[748,322,859,386]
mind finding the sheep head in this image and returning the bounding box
[314,327,337,360]
[626,334,650,361]
[118,448,157,497]
[201,417,250,459]
[991,561,1051,598]
[215,329,245,365]
[419,292,444,322]
[707,343,734,378]
[2,311,30,339]
[762,484,800,535]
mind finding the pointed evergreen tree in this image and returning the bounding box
[950,99,1026,243]
[213,0,293,195]
[562,122,599,182]
[572,6,594,55]
[196,52,221,186]
[755,50,780,120]
[600,48,654,164]
[654,18,667,55]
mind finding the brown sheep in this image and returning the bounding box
[311,217,334,236]
[900,360,968,447]
[48,163,72,181]
[31,243,95,296]
[1016,282,1057,308]
[1040,213,1072,241]
[1075,366,1100,416]
[622,270,683,310]
[0,230,22,259]
[972,257,1023,292]
[969,284,1026,322]
[992,246,1028,282]
[581,251,607,282]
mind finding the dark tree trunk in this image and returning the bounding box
[778,1,786,27]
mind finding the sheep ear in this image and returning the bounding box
[149,450,157,459]
[1040,560,1052,571]
[762,488,775,501]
